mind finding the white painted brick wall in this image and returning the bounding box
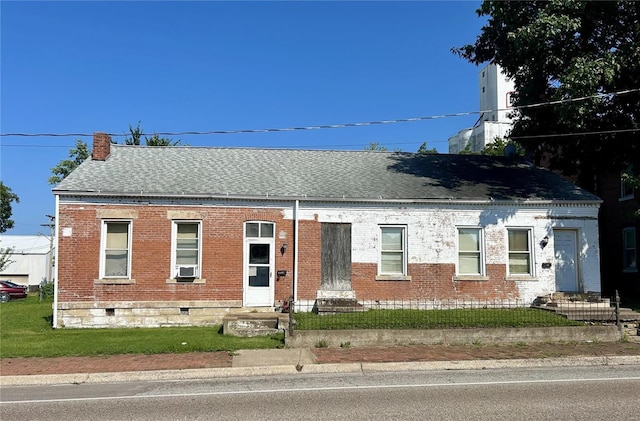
[288,202,601,302]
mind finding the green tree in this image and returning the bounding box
[416,141,438,155]
[48,139,90,185]
[364,142,388,152]
[454,0,640,191]
[481,137,525,157]
[0,181,20,233]
[124,122,181,146]
[0,182,19,269]
[0,247,14,271]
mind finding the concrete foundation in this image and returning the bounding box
[285,325,621,348]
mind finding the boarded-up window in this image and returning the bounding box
[321,223,352,290]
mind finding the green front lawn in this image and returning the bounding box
[294,307,583,330]
[1,296,584,359]
[0,296,284,358]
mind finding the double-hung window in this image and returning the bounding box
[623,228,637,272]
[173,221,201,278]
[379,226,407,276]
[507,228,533,276]
[101,221,131,278]
[457,227,484,275]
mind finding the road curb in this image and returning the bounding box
[2,356,640,386]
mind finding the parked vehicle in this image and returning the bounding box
[0,280,28,302]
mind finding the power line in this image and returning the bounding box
[0,111,475,138]
[1,88,638,139]
[509,127,640,140]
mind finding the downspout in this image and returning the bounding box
[52,195,59,329]
[293,200,299,305]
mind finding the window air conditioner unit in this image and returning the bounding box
[177,266,197,278]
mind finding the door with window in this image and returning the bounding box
[554,229,579,292]
[244,222,275,307]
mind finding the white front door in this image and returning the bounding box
[554,229,579,292]
[244,222,275,307]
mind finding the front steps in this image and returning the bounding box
[222,313,290,337]
[313,289,364,315]
[534,293,640,322]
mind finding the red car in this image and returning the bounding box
[0,280,28,302]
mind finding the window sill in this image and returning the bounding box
[622,268,638,273]
[375,275,412,281]
[94,278,136,285]
[619,195,634,202]
[453,275,489,282]
[505,276,538,282]
[166,278,207,284]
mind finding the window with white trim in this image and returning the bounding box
[101,221,131,278]
[623,228,637,272]
[379,226,407,276]
[507,229,533,275]
[172,221,201,278]
[245,222,274,238]
[457,227,485,275]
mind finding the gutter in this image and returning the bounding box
[293,200,299,305]
[52,195,59,329]
[53,191,602,207]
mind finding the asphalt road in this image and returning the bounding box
[2,365,639,420]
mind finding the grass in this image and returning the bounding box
[0,296,284,358]
[293,308,583,330]
[1,297,585,358]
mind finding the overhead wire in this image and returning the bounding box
[1,87,638,140]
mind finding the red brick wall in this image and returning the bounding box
[350,263,517,301]
[295,218,322,301]
[597,172,640,298]
[57,204,294,303]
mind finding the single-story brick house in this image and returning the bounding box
[52,133,602,328]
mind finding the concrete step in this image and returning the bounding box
[222,313,290,337]
[314,298,364,315]
[538,306,640,322]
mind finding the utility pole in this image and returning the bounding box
[40,214,55,285]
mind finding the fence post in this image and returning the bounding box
[288,296,295,337]
[615,290,621,333]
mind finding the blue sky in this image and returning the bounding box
[1,1,487,236]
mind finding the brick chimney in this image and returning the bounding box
[92,132,112,161]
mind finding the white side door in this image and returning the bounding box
[554,229,579,292]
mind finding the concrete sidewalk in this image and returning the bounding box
[3,341,640,386]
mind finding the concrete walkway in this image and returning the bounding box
[3,341,640,386]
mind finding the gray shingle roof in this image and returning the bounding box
[53,145,600,202]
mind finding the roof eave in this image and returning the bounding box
[53,190,602,206]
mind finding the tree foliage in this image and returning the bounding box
[124,122,181,146]
[417,141,438,155]
[49,122,183,186]
[48,139,90,185]
[454,0,640,191]
[0,181,20,233]
[364,142,388,152]
[0,247,14,272]
[481,137,525,157]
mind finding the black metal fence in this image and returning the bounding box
[288,295,630,331]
